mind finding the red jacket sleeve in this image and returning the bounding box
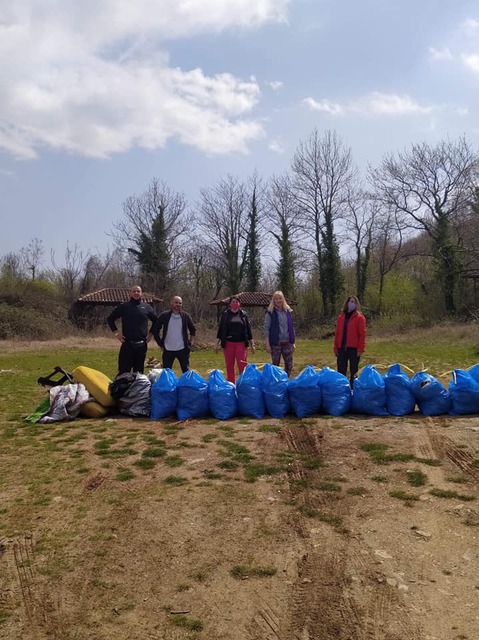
[357,313,366,353]
[333,314,343,354]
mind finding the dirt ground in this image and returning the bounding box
[1,411,479,640]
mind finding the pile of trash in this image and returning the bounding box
[25,363,479,424]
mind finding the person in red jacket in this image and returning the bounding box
[334,295,366,386]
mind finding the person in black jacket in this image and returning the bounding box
[107,285,158,374]
[154,296,196,373]
[214,296,255,384]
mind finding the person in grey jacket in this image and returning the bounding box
[154,296,196,373]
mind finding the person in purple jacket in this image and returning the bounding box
[264,290,296,377]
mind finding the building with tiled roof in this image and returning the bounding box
[210,291,274,321]
[77,287,162,305]
[70,287,163,329]
[210,291,273,307]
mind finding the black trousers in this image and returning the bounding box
[162,348,190,373]
[118,340,147,374]
[337,347,360,386]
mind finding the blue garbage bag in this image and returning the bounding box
[177,370,209,421]
[383,364,416,416]
[351,365,388,416]
[288,366,321,418]
[150,368,178,419]
[317,367,351,416]
[468,363,479,384]
[411,371,451,416]
[208,369,238,420]
[262,363,290,418]
[449,369,479,415]
[236,364,265,419]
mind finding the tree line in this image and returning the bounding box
[2,128,479,332]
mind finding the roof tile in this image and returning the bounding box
[77,288,163,304]
[210,291,273,306]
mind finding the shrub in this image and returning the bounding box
[0,277,73,339]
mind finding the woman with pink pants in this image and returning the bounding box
[214,296,255,384]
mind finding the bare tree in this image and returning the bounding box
[457,188,479,274]
[50,243,90,301]
[79,254,110,294]
[176,240,224,321]
[370,137,479,313]
[291,129,356,316]
[343,187,379,304]
[198,174,249,294]
[371,205,405,310]
[19,238,44,280]
[0,252,23,279]
[110,178,191,295]
[266,174,303,299]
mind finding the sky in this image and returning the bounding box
[1,0,479,265]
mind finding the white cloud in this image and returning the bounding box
[462,18,479,32]
[302,97,343,115]
[268,138,286,154]
[0,0,290,159]
[362,92,433,116]
[428,46,453,61]
[268,80,283,91]
[461,53,479,74]
[0,122,37,159]
[303,92,434,117]
[0,166,15,178]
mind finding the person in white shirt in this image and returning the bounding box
[154,296,196,373]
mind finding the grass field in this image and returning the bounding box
[1,324,479,638]
[1,323,478,422]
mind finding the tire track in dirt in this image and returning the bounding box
[9,532,36,621]
[80,446,139,492]
[83,470,108,491]
[282,420,323,455]
[409,423,445,486]
[282,422,361,640]
[343,547,423,640]
[64,493,146,635]
[3,453,139,637]
[246,594,283,640]
[355,591,414,640]
[0,536,16,618]
[282,420,330,510]
[443,436,479,483]
[413,424,438,460]
[0,531,66,639]
[294,549,355,639]
[412,424,479,483]
[280,422,422,640]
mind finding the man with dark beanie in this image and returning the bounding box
[107,285,158,374]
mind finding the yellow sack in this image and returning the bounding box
[72,366,116,407]
[79,400,111,419]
